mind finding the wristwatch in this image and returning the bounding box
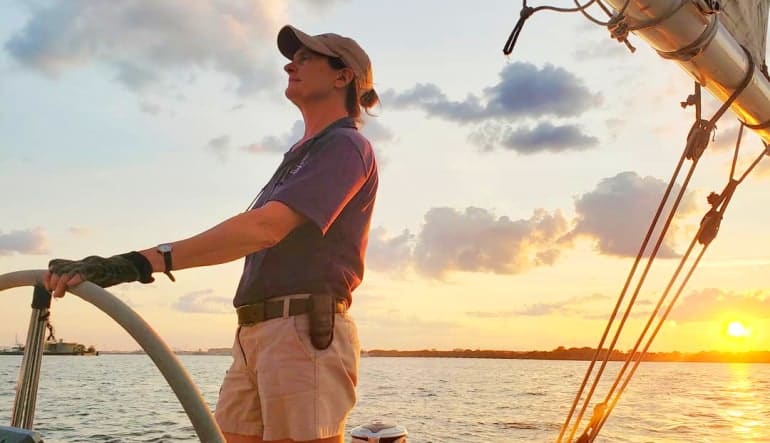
[156,243,176,282]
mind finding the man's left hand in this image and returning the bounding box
[45,253,153,298]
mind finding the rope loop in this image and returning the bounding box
[658,14,718,61]
[503,4,536,55]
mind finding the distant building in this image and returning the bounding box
[206,348,231,355]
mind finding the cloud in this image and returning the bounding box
[206,134,231,161]
[360,118,395,144]
[173,289,231,314]
[413,207,568,278]
[710,122,742,152]
[563,171,698,258]
[243,120,303,154]
[755,160,770,179]
[467,293,611,318]
[67,227,93,237]
[366,227,413,272]
[139,101,161,115]
[573,39,629,60]
[382,62,601,122]
[242,118,395,154]
[5,1,287,95]
[671,288,770,322]
[0,227,49,256]
[469,122,597,154]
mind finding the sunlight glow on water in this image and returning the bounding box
[723,364,763,440]
[0,356,767,442]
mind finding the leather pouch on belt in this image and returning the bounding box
[309,293,335,350]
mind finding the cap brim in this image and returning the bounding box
[277,25,337,60]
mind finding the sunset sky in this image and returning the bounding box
[1,1,769,353]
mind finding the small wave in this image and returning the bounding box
[493,421,539,430]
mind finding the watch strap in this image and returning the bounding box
[157,245,176,282]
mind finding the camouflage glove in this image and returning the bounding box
[48,252,154,288]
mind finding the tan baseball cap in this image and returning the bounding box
[277,25,374,97]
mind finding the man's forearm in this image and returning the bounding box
[139,201,306,274]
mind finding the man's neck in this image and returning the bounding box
[299,101,349,142]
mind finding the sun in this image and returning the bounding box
[726,321,751,338]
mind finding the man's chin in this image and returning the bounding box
[284,88,298,102]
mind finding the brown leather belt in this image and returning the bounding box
[236,296,348,326]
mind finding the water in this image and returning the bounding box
[0,355,767,442]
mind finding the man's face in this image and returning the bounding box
[284,46,342,105]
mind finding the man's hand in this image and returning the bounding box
[45,252,154,298]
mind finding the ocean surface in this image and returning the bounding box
[0,355,767,442]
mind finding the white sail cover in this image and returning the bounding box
[720,0,769,68]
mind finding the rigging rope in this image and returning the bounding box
[562,126,700,443]
[586,126,769,442]
[562,46,758,442]
[503,0,632,55]
[501,3,768,441]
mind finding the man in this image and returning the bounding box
[45,25,380,443]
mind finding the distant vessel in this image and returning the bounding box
[0,339,98,356]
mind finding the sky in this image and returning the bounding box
[1,0,769,353]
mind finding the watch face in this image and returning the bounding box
[158,243,173,253]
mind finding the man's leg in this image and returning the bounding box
[215,327,265,439]
[256,313,360,443]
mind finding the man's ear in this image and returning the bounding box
[335,67,354,89]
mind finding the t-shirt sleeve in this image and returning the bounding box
[269,132,370,235]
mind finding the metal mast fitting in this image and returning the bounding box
[602,0,770,144]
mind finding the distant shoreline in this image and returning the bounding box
[94,346,770,363]
[363,347,770,364]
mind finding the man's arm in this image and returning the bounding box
[45,201,306,298]
[139,201,307,272]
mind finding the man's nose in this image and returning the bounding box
[284,62,295,74]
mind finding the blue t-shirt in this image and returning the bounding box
[233,117,378,307]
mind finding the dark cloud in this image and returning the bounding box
[206,134,230,161]
[563,171,698,258]
[469,122,597,154]
[0,228,49,256]
[467,293,611,318]
[671,288,770,322]
[366,227,413,272]
[413,207,568,278]
[382,62,601,123]
[5,1,284,95]
[173,289,231,314]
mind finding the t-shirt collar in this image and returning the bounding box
[287,117,356,155]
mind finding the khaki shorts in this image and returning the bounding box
[214,306,360,441]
